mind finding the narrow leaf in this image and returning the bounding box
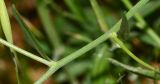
[64,0,86,22]
[0,1,20,84]
[90,0,109,32]
[36,0,62,50]
[0,0,13,43]
[12,5,50,60]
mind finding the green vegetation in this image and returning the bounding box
[0,0,160,84]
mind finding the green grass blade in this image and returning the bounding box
[22,17,44,39]
[12,5,50,60]
[36,0,62,50]
[90,0,109,32]
[36,0,64,60]
[111,33,155,71]
[64,0,86,22]
[0,0,20,83]
[0,0,13,43]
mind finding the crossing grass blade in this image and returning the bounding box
[12,5,50,60]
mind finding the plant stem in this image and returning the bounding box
[122,0,160,48]
[108,58,160,79]
[0,0,13,43]
[0,38,51,66]
[35,0,150,83]
[35,30,113,84]
[90,0,109,32]
[111,33,155,70]
[91,0,154,71]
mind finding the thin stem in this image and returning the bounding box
[14,55,20,84]
[35,63,59,84]
[35,0,150,83]
[111,33,155,71]
[91,0,155,70]
[0,0,13,43]
[90,0,109,32]
[108,58,160,79]
[35,30,113,84]
[0,38,51,66]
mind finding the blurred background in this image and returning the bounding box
[0,0,160,84]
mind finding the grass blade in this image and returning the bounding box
[36,0,63,60]
[0,0,13,43]
[12,5,50,60]
[0,0,20,83]
[36,0,62,49]
[90,0,109,32]
[64,0,86,22]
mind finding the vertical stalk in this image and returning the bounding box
[90,0,109,32]
[111,33,155,71]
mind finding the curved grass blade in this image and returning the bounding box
[0,0,20,83]
[0,0,13,43]
[12,5,50,60]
